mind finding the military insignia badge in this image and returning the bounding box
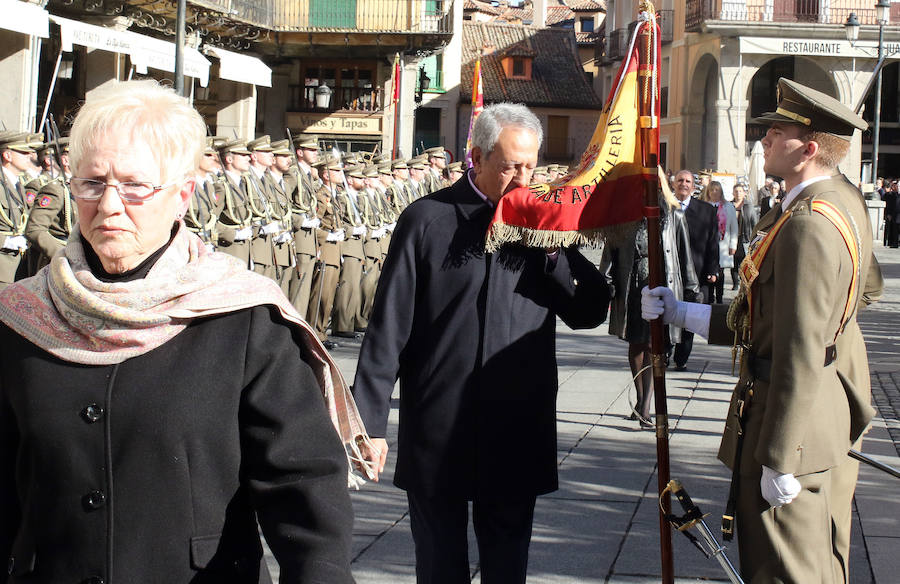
[26,192,36,205]
[38,195,52,208]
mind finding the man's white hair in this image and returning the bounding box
[471,103,543,158]
[69,79,206,183]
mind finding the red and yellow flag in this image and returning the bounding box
[391,53,401,104]
[465,56,484,168]
[485,21,657,252]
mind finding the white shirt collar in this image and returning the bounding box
[2,167,20,187]
[677,196,691,211]
[782,175,830,211]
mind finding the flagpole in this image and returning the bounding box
[392,54,402,160]
[636,4,674,583]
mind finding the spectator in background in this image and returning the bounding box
[601,168,699,428]
[701,180,738,303]
[670,169,719,370]
[731,184,758,289]
[885,180,899,248]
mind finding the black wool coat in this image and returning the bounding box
[0,306,355,584]
[683,198,720,280]
[351,176,610,499]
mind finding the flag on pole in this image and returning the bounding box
[464,56,484,168]
[391,53,401,105]
[390,53,401,160]
[484,25,653,252]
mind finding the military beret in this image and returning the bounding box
[755,78,867,140]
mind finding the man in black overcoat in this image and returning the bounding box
[671,169,719,369]
[351,104,610,584]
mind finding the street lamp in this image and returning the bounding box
[314,83,333,109]
[850,0,893,180]
[415,66,431,104]
[844,13,860,44]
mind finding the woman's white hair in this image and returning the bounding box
[471,103,543,158]
[69,80,206,183]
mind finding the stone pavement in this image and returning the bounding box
[267,248,900,583]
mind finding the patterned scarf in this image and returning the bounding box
[0,225,374,487]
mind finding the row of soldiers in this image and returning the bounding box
[177,135,464,347]
[0,131,74,285]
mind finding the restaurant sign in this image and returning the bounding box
[287,112,382,135]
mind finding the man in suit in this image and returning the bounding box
[352,103,610,584]
[643,78,883,583]
[671,169,719,370]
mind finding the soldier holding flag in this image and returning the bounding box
[642,79,884,582]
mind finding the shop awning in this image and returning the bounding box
[205,47,272,88]
[1,0,49,38]
[50,15,210,87]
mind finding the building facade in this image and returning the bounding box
[600,0,900,182]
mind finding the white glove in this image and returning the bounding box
[301,216,320,229]
[386,222,397,232]
[205,243,216,254]
[326,229,345,242]
[274,231,292,244]
[641,286,681,324]
[352,225,367,236]
[2,235,27,251]
[760,465,802,508]
[233,227,253,241]
[261,221,282,235]
[372,227,386,239]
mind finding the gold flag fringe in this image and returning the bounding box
[484,220,642,254]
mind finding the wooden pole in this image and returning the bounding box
[636,5,674,583]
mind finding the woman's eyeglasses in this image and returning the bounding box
[70,178,177,203]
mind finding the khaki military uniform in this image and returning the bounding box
[261,170,295,296]
[332,188,367,335]
[307,185,343,341]
[214,173,253,266]
[358,188,385,323]
[0,170,30,286]
[708,175,882,583]
[23,178,76,273]
[287,166,320,320]
[184,174,221,248]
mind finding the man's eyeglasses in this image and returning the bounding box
[70,178,177,203]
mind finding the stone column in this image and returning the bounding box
[216,79,257,139]
[0,30,40,131]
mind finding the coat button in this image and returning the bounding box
[82,490,106,510]
[80,404,104,423]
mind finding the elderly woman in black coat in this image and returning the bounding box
[600,170,699,427]
[0,80,365,583]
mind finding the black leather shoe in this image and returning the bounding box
[323,340,339,350]
[333,331,359,339]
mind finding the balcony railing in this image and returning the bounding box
[190,0,453,33]
[686,0,879,31]
[606,27,631,61]
[273,0,453,33]
[290,85,384,113]
[658,9,674,43]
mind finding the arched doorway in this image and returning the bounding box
[746,57,837,147]
[684,53,718,171]
[861,61,899,179]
